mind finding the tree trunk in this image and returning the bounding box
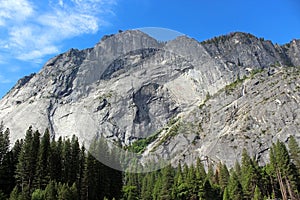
[276,169,287,200]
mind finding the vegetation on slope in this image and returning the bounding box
[1,123,300,200]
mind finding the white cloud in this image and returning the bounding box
[0,0,34,26]
[59,0,64,7]
[0,0,117,62]
[17,46,59,62]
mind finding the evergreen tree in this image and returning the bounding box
[0,127,14,196]
[222,187,230,200]
[172,163,185,199]
[140,173,154,200]
[48,137,62,182]
[160,165,174,200]
[227,171,243,200]
[241,148,259,199]
[62,138,72,184]
[57,183,77,200]
[200,179,221,200]
[31,189,45,200]
[253,185,263,200]
[82,152,98,200]
[15,127,40,198]
[70,135,80,184]
[270,140,300,200]
[9,186,21,200]
[288,136,300,172]
[44,181,57,200]
[219,162,230,191]
[77,145,86,200]
[152,173,162,200]
[35,129,51,189]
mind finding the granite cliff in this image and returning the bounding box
[0,30,300,167]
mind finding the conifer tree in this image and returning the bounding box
[0,127,14,196]
[70,135,80,184]
[288,136,300,172]
[241,148,259,199]
[57,182,77,200]
[48,137,62,182]
[270,140,299,200]
[141,173,154,200]
[222,187,230,200]
[62,138,72,184]
[15,127,40,198]
[227,171,243,200]
[35,129,51,189]
[160,164,174,200]
[82,152,98,200]
[44,181,57,200]
[31,189,45,200]
[152,173,162,200]
[253,185,263,200]
[219,162,230,191]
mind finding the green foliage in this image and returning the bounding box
[288,136,300,172]
[2,125,300,200]
[31,189,45,200]
[253,185,263,200]
[127,131,160,153]
[224,76,247,94]
[57,183,77,200]
[155,121,181,149]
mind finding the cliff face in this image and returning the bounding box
[0,30,299,167]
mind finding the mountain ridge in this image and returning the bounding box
[1,29,300,167]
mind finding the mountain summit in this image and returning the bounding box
[1,30,300,167]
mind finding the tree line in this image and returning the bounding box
[0,125,122,200]
[123,137,300,200]
[1,124,300,199]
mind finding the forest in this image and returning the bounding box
[1,125,300,200]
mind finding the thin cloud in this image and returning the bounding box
[0,0,117,62]
[0,0,34,26]
[0,74,12,84]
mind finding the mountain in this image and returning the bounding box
[0,30,300,168]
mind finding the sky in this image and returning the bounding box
[0,0,300,98]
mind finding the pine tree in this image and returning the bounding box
[253,185,263,200]
[15,127,40,198]
[227,171,243,200]
[241,148,259,199]
[77,145,85,200]
[44,181,57,200]
[140,173,153,200]
[222,187,230,200]
[0,126,9,165]
[62,138,72,184]
[82,152,98,200]
[35,129,51,189]
[270,140,300,200]
[70,135,80,184]
[9,186,21,200]
[0,127,14,196]
[49,137,62,182]
[160,165,174,200]
[172,163,184,199]
[152,173,162,200]
[219,162,230,191]
[31,189,45,200]
[288,136,300,172]
[57,182,77,200]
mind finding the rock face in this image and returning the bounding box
[0,30,300,167]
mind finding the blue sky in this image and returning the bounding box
[0,0,300,98]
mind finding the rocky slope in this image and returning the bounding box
[0,30,299,168]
